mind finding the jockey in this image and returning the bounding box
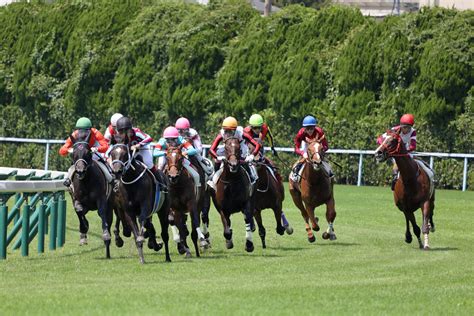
[59,117,110,187]
[103,113,123,145]
[243,113,282,183]
[175,117,213,176]
[114,116,155,171]
[291,115,333,181]
[153,126,201,188]
[377,113,417,190]
[208,116,261,189]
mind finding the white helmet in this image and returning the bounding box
[110,113,123,127]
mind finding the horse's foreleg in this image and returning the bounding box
[201,193,211,240]
[97,200,112,259]
[192,200,208,251]
[75,209,89,245]
[144,220,162,252]
[290,188,313,241]
[407,212,422,249]
[254,210,266,248]
[157,202,171,262]
[113,209,124,248]
[272,203,285,236]
[322,198,337,241]
[243,201,255,253]
[218,210,233,249]
[306,205,320,232]
[429,196,435,233]
[404,214,412,244]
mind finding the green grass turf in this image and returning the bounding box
[1,185,473,315]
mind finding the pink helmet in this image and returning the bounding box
[163,126,180,139]
[175,117,191,129]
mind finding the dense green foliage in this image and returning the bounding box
[0,1,472,189]
[2,186,474,314]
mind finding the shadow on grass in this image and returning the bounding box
[428,247,459,252]
[25,245,104,261]
[314,242,361,247]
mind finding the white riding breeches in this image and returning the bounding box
[183,159,201,187]
[137,145,153,169]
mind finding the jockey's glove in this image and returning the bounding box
[245,154,255,163]
[91,147,98,153]
[303,152,308,159]
[67,148,73,154]
[216,156,226,162]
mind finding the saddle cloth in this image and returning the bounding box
[415,159,435,198]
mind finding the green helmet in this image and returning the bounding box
[249,114,264,127]
[75,117,92,129]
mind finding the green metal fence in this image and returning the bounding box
[0,168,67,260]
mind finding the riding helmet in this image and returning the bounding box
[302,115,317,127]
[116,117,133,131]
[75,117,92,129]
[249,114,264,127]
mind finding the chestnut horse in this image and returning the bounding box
[109,144,171,264]
[211,137,255,252]
[165,146,209,258]
[248,142,293,248]
[289,139,337,243]
[375,130,435,249]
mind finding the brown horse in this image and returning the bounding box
[165,146,209,258]
[375,129,435,249]
[211,137,255,252]
[289,139,337,243]
[248,142,293,248]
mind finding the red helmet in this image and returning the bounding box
[400,113,414,126]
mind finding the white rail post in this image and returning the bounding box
[357,153,363,186]
[44,143,50,171]
[429,156,434,169]
[462,157,468,192]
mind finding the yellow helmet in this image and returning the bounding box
[222,116,238,130]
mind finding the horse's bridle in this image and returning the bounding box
[110,144,134,173]
[73,141,92,177]
[379,132,409,157]
[224,137,241,162]
[166,148,184,179]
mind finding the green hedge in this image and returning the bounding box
[0,1,472,189]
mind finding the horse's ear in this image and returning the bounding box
[124,136,129,145]
[69,133,76,144]
[85,130,91,143]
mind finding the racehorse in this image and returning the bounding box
[248,142,293,248]
[68,131,113,258]
[109,143,171,264]
[165,146,209,258]
[289,139,337,243]
[210,137,255,252]
[375,129,435,249]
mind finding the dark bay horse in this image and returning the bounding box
[165,146,209,258]
[109,144,171,264]
[69,132,113,258]
[289,139,337,243]
[248,142,293,248]
[375,130,435,249]
[211,137,255,252]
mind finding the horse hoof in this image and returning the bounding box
[245,240,254,253]
[285,226,294,235]
[154,241,163,252]
[308,235,316,243]
[405,235,413,244]
[276,226,285,235]
[225,239,234,249]
[199,238,209,249]
[430,226,436,233]
[177,243,187,255]
[136,236,145,243]
[79,239,88,246]
[115,237,124,248]
[123,227,131,238]
[185,251,192,259]
[322,232,330,240]
[329,234,337,241]
[423,245,430,250]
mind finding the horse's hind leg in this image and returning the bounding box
[144,220,163,252]
[290,187,314,242]
[272,204,285,236]
[254,210,266,248]
[158,204,171,262]
[219,210,233,249]
[201,193,211,242]
[421,200,432,250]
[322,197,337,241]
[74,201,89,245]
[429,196,435,233]
[97,200,112,259]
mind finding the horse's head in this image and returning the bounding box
[375,130,403,163]
[224,137,241,173]
[306,139,324,171]
[71,130,92,180]
[166,145,185,184]
[108,143,132,177]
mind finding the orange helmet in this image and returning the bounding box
[222,116,238,130]
[400,113,414,126]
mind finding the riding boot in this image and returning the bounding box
[151,166,168,193]
[391,170,398,191]
[291,162,303,182]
